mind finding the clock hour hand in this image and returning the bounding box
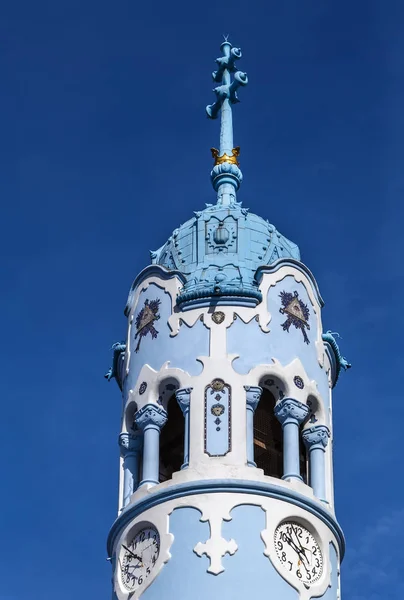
[122,544,143,563]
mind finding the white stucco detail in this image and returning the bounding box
[194,497,238,574]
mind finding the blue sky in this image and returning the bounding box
[1,1,403,598]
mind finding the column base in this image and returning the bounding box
[282,473,303,482]
[139,479,159,487]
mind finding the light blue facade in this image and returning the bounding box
[142,505,299,600]
[106,39,349,600]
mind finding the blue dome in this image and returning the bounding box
[151,202,300,307]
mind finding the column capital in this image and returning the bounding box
[302,425,330,450]
[175,388,193,414]
[244,386,263,412]
[118,433,142,456]
[134,404,168,431]
[274,398,309,426]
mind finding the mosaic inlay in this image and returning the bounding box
[279,290,310,344]
[293,376,304,389]
[204,379,231,456]
[134,298,161,352]
[211,311,225,324]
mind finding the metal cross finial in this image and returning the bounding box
[206,40,248,155]
[206,40,248,206]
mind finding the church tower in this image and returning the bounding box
[106,40,350,600]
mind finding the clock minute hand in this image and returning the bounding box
[285,535,303,558]
[122,544,143,563]
[291,526,308,560]
[285,535,310,575]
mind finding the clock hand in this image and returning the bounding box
[285,535,304,558]
[285,536,310,574]
[122,544,143,563]
[291,526,309,563]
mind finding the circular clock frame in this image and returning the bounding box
[120,522,160,592]
[273,520,324,586]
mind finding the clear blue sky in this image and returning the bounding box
[1,1,402,598]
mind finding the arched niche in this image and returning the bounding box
[159,378,184,482]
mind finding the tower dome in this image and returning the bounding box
[151,203,300,307]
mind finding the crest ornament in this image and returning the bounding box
[134,298,161,352]
[279,290,310,344]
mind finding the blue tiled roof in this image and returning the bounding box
[151,202,300,307]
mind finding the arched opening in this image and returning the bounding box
[159,394,185,482]
[253,388,283,478]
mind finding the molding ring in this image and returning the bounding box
[107,479,345,559]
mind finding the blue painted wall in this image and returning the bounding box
[142,504,298,599]
[228,276,329,408]
[125,283,208,393]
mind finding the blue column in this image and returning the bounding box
[175,388,193,469]
[302,425,330,502]
[134,405,168,487]
[275,398,309,481]
[244,386,263,467]
[118,433,142,508]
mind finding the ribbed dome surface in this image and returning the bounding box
[151,202,300,306]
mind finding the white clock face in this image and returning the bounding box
[120,525,160,591]
[274,522,323,585]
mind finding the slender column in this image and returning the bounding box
[134,404,168,487]
[274,398,309,481]
[118,433,142,508]
[244,386,263,466]
[175,388,193,469]
[302,425,330,502]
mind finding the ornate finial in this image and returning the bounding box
[206,40,248,206]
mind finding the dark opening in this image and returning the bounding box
[159,394,185,482]
[253,388,283,478]
[299,434,307,484]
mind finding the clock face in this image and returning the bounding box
[274,522,323,585]
[120,525,160,591]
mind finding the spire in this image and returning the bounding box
[206,38,248,206]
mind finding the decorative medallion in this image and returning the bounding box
[204,380,231,456]
[211,403,225,417]
[279,290,310,344]
[211,311,225,324]
[134,298,161,352]
[139,381,147,395]
[293,376,304,390]
[211,378,225,392]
